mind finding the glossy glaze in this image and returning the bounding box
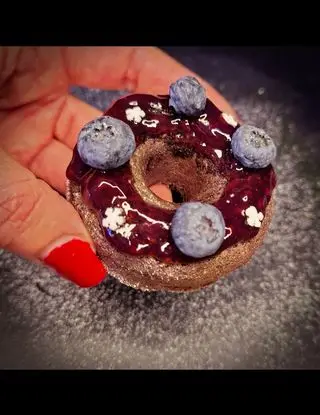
[67,94,276,263]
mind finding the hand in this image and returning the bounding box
[0,46,237,287]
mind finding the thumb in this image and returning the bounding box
[0,149,107,287]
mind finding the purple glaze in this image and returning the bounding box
[66,94,276,264]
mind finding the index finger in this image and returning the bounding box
[63,46,238,119]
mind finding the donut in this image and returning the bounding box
[66,76,277,292]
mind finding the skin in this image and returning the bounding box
[0,46,238,264]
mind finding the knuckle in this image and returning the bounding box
[122,47,143,91]
[0,179,43,248]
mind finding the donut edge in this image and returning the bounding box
[66,179,274,293]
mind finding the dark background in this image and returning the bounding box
[0,46,319,369]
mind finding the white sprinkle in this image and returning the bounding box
[102,207,126,231]
[142,119,159,128]
[192,132,196,137]
[176,133,182,138]
[160,242,170,252]
[224,227,232,240]
[125,106,146,123]
[211,128,231,141]
[221,113,238,127]
[236,167,243,171]
[137,243,149,251]
[101,206,137,239]
[244,206,264,228]
[150,102,162,110]
[116,223,136,239]
[226,200,230,204]
[122,202,169,230]
[129,101,138,106]
[230,194,235,198]
[171,118,181,125]
[201,143,207,147]
[214,149,222,158]
[242,195,248,202]
[257,87,265,95]
[185,120,189,125]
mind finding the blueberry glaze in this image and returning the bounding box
[66,94,276,264]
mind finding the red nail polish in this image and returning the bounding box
[43,239,107,287]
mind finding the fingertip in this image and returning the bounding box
[42,237,107,288]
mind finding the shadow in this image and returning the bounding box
[87,275,199,339]
[0,266,50,368]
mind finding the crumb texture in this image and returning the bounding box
[0,48,319,369]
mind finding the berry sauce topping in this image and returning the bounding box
[66,94,276,264]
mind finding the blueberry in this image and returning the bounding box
[77,116,136,170]
[169,76,206,116]
[231,124,276,169]
[171,202,225,258]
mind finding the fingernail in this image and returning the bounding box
[42,237,107,287]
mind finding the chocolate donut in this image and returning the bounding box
[66,77,277,292]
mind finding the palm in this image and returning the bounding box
[0,47,99,194]
[0,47,236,196]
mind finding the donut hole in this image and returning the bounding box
[145,183,185,203]
[169,185,185,203]
[130,138,227,209]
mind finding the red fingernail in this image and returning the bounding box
[43,238,107,287]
